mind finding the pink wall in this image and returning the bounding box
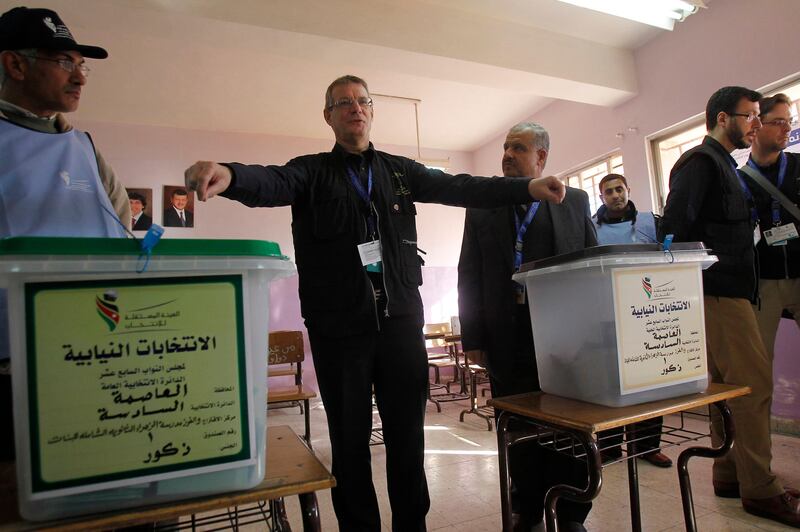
[472,0,800,426]
[74,119,475,267]
[472,0,800,211]
[72,118,475,389]
[774,319,800,419]
[73,0,799,423]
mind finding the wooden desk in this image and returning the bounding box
[0,425,335,532]
[488,383,750,532]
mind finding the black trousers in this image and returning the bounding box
[489,305,591,527]
[309,314,430,532]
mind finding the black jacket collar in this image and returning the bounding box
[594,200,639,226]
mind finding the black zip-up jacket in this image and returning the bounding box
[742,151,800,280]
[221,143,533,337]
[658,136,757,300]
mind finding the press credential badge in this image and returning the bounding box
[764,222,799,246]
[358,240,382,268]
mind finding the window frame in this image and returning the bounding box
[557,150,624,215]
[647,73,800,214]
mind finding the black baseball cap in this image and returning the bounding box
[0,7,108,59]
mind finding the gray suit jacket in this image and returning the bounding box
[457,186,597,390]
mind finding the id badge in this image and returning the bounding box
[358,240,382,267]
[764,223,799,246]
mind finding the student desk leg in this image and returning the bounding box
[299,492,322,532]
[495,400,735,532]
[495,411,602,532]
[678,401,735,532]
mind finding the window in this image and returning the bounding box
[649,78,800,212]
[559,152,624,215]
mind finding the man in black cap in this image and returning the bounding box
[0,6,130,460]
[0,6,130,234]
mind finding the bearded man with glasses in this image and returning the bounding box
[660,86,800,528]
[185,74,566,531]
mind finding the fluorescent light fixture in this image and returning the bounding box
[557,0,704,31]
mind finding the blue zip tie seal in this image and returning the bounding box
[663,234,674,251]
[662,233,675,263]
[138,224,164,273]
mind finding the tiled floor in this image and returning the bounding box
[259,392,800,531]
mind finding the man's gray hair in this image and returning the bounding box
[509,122,550,151]
[325,75,369,109]
[0,49,36,88]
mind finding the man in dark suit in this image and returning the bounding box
[128,191,152,231]
[163,188,194,227]
[458,122,597,532]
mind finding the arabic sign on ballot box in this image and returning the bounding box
[0,237,295,521]
[613,263,707,394]
[513,243,716,407]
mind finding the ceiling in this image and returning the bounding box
[2,0,671,152]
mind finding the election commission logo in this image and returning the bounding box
[642,276,652,299]
[95,289,120,331]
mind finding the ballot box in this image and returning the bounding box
[513,243,716,407]
[0,237,295,520]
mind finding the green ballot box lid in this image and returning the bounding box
[0,237,285,258]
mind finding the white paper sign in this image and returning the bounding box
[612,263,707,394]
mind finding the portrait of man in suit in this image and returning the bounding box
[127,189,152,231]
[163,186,194,228]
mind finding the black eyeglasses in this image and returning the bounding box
[728,112,760,123]
[19,54,90,77]
[327,97,373,111]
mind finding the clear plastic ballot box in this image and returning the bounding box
[513,243,717,407]
[0,237,295,520]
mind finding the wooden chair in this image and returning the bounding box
[459,349,493,430]
[424,323,467,411]
[267,330,317,448]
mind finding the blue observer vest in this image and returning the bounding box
[0,118,126,238]
[0,118,126,360]
[593,211,657,245]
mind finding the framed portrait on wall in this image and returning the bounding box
[126,187,153,231]
[162,185,195,228]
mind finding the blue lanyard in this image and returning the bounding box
[746,152,788,225]
[514,202,540,271]
[733,161,759,224]
[346,165,377,238]
[347,165,372,203]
